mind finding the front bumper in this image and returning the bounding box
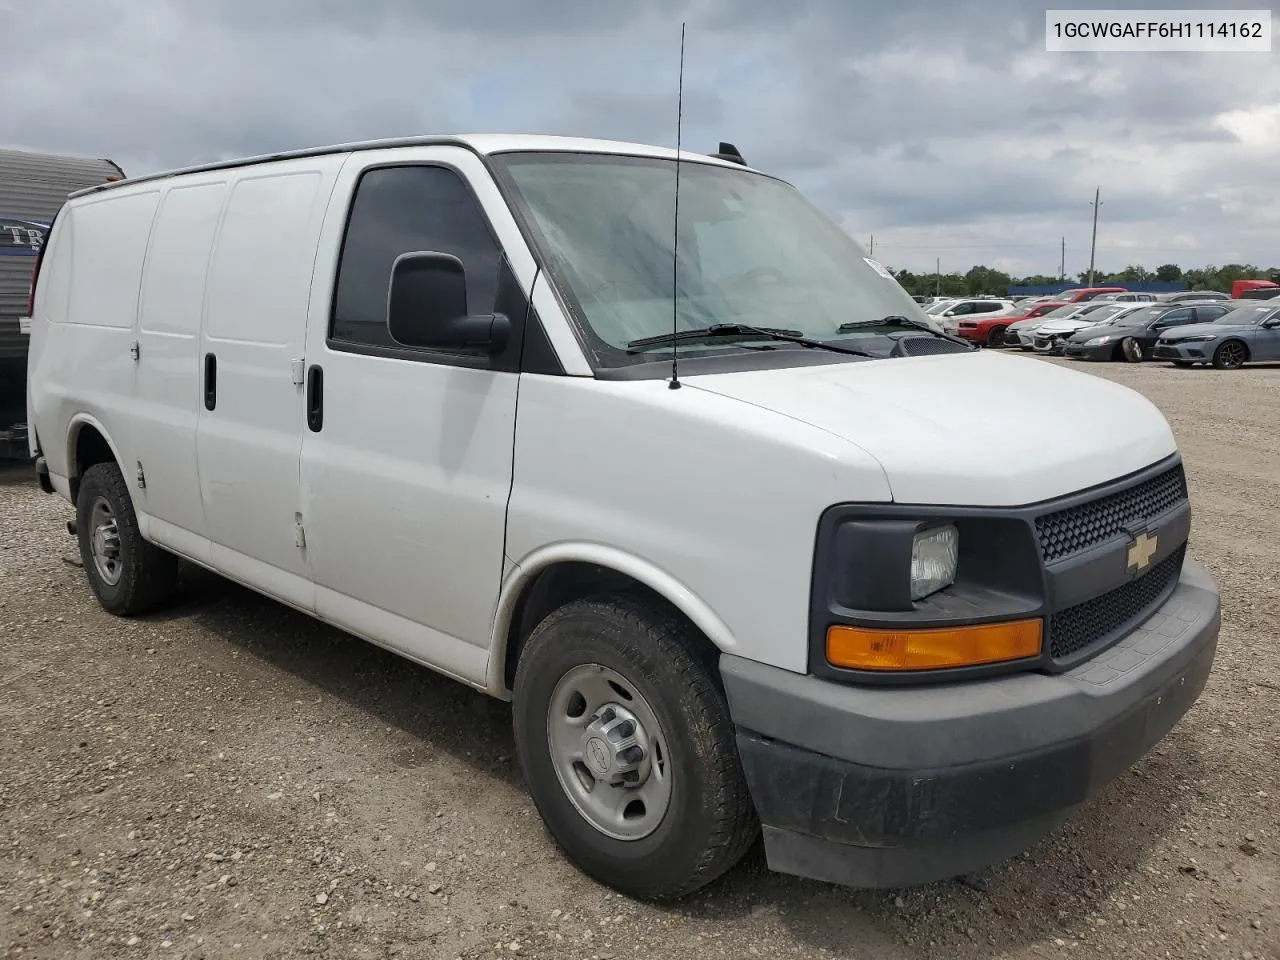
[1062,341,1113,361]
[1032,335,1066,354]
[1153,342,1210,362]
[721,559,1220,889]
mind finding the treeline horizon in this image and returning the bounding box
[886,262,1279,298]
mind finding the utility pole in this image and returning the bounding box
[869,234,874,257]
[935,257,941,297]
[1060,237,1066,284]
[1087,187,1101,287]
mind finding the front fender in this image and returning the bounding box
[486,541,738,697]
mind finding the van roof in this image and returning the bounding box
[68,134,761,199]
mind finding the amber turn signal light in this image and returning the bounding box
[826,619,1043,671]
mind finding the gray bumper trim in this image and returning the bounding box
[721,559,1220,771]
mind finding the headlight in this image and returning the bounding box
[911,524,958,600]
[1176,335,1216,343]
[1084,335,1112,346]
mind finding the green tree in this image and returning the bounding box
[963,265,1012,296]
[1155,263,1183,282]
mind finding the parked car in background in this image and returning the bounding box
[1093,292,1159,303]
[1062,301,1236,362]
[1160,291,1230,303]
[1154,301,1280,369]
[1057,286,1128,303]
[955,299,1065,347]
[1004,302,1096,350]
[1029,302,1145,354]
[933,298,1018,333]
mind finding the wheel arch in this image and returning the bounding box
[66,415,125,504]
[487,543,737,699]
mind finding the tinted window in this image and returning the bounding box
[1116,306,1160,326]
[1214,304,1278,325]
[331,166,501,348]
[1155,308,1193,327]
[1194,305,1229,322]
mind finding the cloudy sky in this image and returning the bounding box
[4,0,1277,277]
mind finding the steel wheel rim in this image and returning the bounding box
[1220,342,1245,367]
[88,496,124,586]
[546,663,672,841]
[1123,338,1142,362]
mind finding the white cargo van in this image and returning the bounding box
[27,135,1220,900]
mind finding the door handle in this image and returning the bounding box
[204,353,217,410]
[306,364,323,432]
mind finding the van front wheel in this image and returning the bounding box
[76,462,178,615]
[512,593,758,900]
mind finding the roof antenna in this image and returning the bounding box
[668,22,686,390]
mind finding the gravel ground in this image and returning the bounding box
[1,357,1277,960]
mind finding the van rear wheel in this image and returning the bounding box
[512,593,758,900]
[76,462,178,615]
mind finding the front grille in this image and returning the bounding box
[1048,544,1186,661]
[1035,463,1188,563]
[891,336,972,357]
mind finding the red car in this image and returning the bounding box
[1058,286,1128,303]
[956,300,1068,347]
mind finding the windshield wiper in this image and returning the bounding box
[627,323,874,357]
[837,315,975,349]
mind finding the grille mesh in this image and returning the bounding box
[1048,544,1186,661]
[1035,464,1188,563]
[891,336,973,357]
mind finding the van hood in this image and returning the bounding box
[684,350,1176,506]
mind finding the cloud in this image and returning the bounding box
[2,0,1277,276]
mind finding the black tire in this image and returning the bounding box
[512,593,758,900]
[1119,337,1144,363]
[1212,340,1248,370]
[987,326,1007,347]
[76,462,178,615]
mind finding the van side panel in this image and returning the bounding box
[503,375,894,676]
[298,147,519,686]
[196,159,341,611]
[131,179,228,562]
[34,188,160,492]
[26,215,72,476]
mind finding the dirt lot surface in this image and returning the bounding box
[2,357,1277,960]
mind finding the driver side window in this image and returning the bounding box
[1155,308,1192,328]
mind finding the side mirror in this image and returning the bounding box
[387,251,509,354]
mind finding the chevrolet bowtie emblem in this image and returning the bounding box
[1127,532,1158,571]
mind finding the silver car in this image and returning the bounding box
[1153,301,1280,369]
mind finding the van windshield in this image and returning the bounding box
[491,152,934,366]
